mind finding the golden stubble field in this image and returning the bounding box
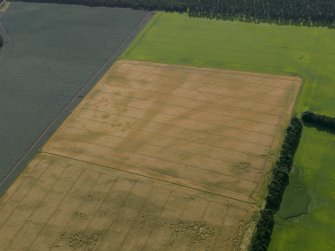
[0,60,301,250]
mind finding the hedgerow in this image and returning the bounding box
[302,111,335,133]
[249,117,302,251]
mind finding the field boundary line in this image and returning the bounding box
[4,164,67,250]
[80,177,119,232]
[94,182,137,251]
[0,161,50,228]
[99,83,284,117]
[0,159,42,206]
[49,135,261,183]
[41,152,257,206]
[211,204,232,250]
[26,169,86,251]
[110,72,288,106]
[79,107,272,149]
[72,115,269,159]
[64,125,266,171]
[96,87,281,126]
[84,97,277,136]
[46,145,259,196]
[188,200,211,250]
[47,172,102,250]
[0,10,155,196]
[250,81,302,201]
[163,198,191,251]
[140,191,174,250]
[119,60,301,90]
[117,186,155,250]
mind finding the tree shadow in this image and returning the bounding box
[302,121,335,134]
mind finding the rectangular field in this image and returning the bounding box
[44,60,301,203]
[0,60,300,250]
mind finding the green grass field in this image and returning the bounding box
[122,12,335,250]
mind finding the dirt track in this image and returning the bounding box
[0,61,301,250]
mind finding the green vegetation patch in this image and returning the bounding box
[122,12,335,250]
[269,128,335,250]
[276,166,310,220]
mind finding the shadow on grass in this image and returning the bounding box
[302,121,335,135]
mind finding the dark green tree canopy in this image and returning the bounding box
[16,0,335,26]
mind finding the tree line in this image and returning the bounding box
[249,117,302,251]
[16,0,335,26]
[302,111,335,133]
[186,0,335,26]
[16,0,187,12]
[0,36,3,48]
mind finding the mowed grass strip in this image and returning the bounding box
[121,12,335,250]
[43,60,300,204]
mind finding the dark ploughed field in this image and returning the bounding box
[0,2,149,191]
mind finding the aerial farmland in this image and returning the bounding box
[0,1,334,251]
[0,2,149,190]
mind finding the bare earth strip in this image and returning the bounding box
[0,60,301,250]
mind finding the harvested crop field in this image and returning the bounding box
[0,60,301,250]
[0,153,257,250]
[44,60,301,202]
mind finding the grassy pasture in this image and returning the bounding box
[122,12,335,250]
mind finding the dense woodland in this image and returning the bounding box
[16,0,187,11]
[249,117,302,251]
[302,111,335,133]
[16,0,335,26]
[186,0,335,26]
